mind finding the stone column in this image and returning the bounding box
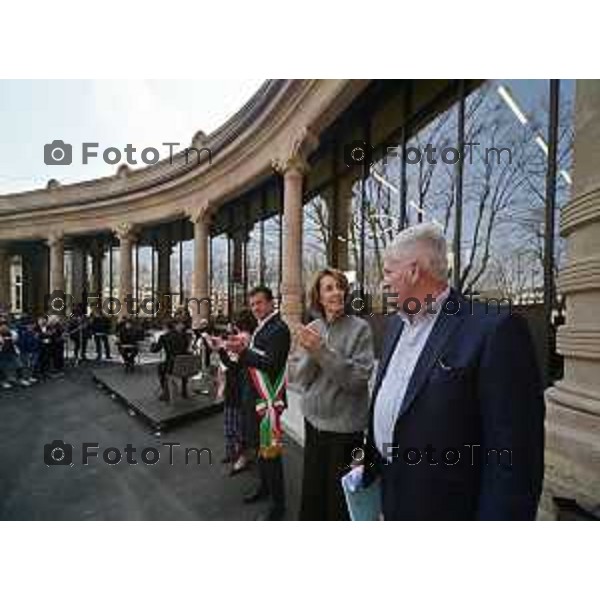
[545,80,600,510]
[156,234,173,317]
[326,176,354,272]
[231,229,247,313]
[90,240,104,302]
[115,223,136,317]
[70,245,86,308]
[0,245,11,313]
[187,205,211,327]
[47,232,65,295]
[272,127,318,326]
[25,244,49,316]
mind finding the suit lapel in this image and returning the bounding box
[396,302,464,420]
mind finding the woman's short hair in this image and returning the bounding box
[234,309,257,334]
[309,268,350,317]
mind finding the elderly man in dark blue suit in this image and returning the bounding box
[363,223,545,520]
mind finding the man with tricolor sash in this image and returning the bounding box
[225,286,291,520]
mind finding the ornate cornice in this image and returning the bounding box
[0,80,370,240]
[272,126,319,175]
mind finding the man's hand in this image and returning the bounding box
[203,334,222,351]
[296,324,322,353]
[224,333,249,355]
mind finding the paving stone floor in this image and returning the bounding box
[0,364,302,520]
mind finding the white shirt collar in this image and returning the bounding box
[258,309,278,327]
[250,309,278,346]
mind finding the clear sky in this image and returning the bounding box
[0,79,263,195]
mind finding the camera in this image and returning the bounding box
[44,140,73,165]
[44,290,73,317]
[343,140,373,167]
[44,440,73,466]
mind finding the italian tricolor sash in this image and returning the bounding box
[248,367,286,459]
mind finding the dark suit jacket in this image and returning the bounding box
[151,330,191,372]
[366,288,545,520]
[239,312,291,407]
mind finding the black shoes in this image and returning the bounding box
[255,505,285,521]
[243,487,269,504]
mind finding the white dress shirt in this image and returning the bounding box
[373,287,450,458]
[248,309,279,357]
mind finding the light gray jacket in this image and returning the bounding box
[293,314,375,434]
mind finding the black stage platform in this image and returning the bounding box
[92,363,222,432]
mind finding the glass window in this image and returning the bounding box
[303,193,329,303]
[211,234,229,317]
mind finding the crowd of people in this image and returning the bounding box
[1,223,547,520]
[0,314,64,388]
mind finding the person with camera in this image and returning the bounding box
[206,310,257,475]
[293,268,375,520]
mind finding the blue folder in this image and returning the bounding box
[341,469,382,521]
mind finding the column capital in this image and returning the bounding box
[185,203,212,225]
[46,230,64,247]
[272,126,319,176]
[114,222,138,242]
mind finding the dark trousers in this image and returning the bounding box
[37,343,51,376]
[299,419,363,521]
[52,340,65,371]
[95,334,111,359]
[72,335,88,360]
[224,404,245,460]
[242,396,259,453]
[119,346,138,368]
[158,362,188,400]
[258,455,285,513]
